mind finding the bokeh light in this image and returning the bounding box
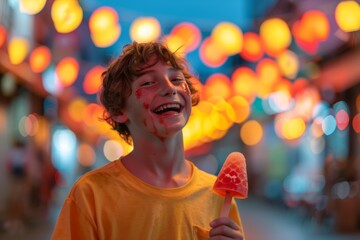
[240,120,263,145]
[170,22,202,53]
[260,18,291,56]
[0,25,7,47]
[89,7,121,47]
[77,143,96,167]
[51,0,83,33]
[8,37,29,65]
[322,115,337,135]
[231,67,257,103]
[240,32,263,62]
[130,17,161,43]
[67,97,88,122]
[228,96,251,124]
[211,22,243,56]
[199,37,227,68]
[20,0,47,15]
[29,45,52,73]
[83,65,105,94]
[203,74,232,100]
[335,0,360,32]
[353,113,360,133]
[55,57,79,87]
[276,50,299,79]
[103,139,124,161]
[256,58,281,97]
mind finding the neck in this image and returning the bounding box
[121,134,192,187]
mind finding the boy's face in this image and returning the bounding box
[116,58,192,139]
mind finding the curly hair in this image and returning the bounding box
[98,41,199,145]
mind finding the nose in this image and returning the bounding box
[160,77,176,96]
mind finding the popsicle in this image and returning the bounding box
[213,152,248,217]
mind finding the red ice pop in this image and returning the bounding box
[213,152,248,217]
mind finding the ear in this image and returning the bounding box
[113,112,128,123]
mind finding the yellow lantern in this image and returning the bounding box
[335,0,360,32]
[20,0,47,14]
[260,18,291,56]
[51,0,83,33]
[8,37,29,65]
[89,7,121,48]
[211,22,243,56]
[276,50,299,79]
[90,25,121,48]
[130,17,161,43]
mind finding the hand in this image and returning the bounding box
[209,217,244,240]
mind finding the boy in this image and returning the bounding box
[52,41,245,239]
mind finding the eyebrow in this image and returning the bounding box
[137,67,180,78]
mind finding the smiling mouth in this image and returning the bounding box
[153,103,182,115]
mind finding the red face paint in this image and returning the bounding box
[143,103,149,109]
[135,89,142,99]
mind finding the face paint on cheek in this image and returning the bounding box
[135,89,142,99]
[180,82,191,96]
[143,103,149,110]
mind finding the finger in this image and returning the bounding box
[209,236,233,240]
[209,225,241,238]
[210,217,240,230]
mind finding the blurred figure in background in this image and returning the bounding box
[3,139,30,234]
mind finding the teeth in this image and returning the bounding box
[154,103,181,113]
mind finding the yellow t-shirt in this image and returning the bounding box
[51,160,245,240]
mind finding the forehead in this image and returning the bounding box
[137,57,179,75]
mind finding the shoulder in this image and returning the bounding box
[191,162,218,185]
[69,161,120,195]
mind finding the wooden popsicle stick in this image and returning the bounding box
[220,192,232,217]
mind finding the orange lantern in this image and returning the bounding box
[55,57,79,87]
[240,32,263,62]
[199,37,227,68]
[29,46,52,73]
[170,22,202,53]
[8,37,29,65]
[204,73,232,100]
[83,65,105,94]
[0,25,7,47]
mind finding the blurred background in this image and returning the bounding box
[0,0,360,239]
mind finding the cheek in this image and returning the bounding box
[135,89,142,99]
[180,82,191,96]
[143,103,149,110]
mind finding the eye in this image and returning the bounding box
[140,81,154,87]
[171,76,185,84]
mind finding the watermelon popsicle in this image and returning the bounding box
[213,152,248,217]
